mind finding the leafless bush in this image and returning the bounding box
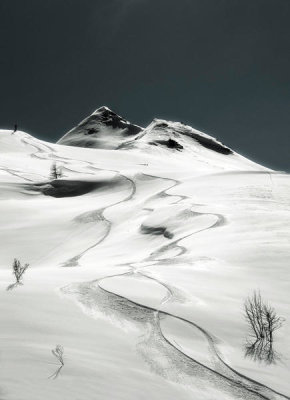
[244,290,284,342]
[7,259,29,290]
[50,162,62,180]
[244,291,265,339]
[263,303,284,342]
[13,258,29,283]
[52,345,64,366]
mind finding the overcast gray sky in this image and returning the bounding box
[0,0,289,170]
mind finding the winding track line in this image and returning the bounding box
[62,173,136,267]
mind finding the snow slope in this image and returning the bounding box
[0,112,289,400]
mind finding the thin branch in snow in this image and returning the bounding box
[51,345,64,366]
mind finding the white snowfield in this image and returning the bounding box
[0,107,289,400]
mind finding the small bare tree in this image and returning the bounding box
[14,258,29,282]
[50,162,62,180]
[244,291,266,340]
[263,304,284,342]
[7,258,29,290]
[244,291,284,342]
[52,345,64,366]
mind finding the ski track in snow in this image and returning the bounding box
[17,134,290,400]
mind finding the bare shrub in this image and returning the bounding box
[244,290,284,342]
[13,258,29,283]
[52,345,64,366]
[244,291,266,339]
[263,304,284,342]
[7,259,29,290]
[50,162,62,180]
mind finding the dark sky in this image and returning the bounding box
[1,0,289,170]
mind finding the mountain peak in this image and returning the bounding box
[132,118,233,155]
[57,107,143,149]
[58,107,233,156]
[93,105,112,113]
[91,106,117,116]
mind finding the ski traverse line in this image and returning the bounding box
[62,172,136,267]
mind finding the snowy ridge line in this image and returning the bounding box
[21,135,55,154]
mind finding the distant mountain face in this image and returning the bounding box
[57,106,143,149]
[122,119,233,156]
[58,106,233,157]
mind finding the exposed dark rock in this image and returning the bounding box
[79,107,142,136]
[152,138,183,151]
[140,224,174,239]
[155,122,168,129]
[177,128,232,155]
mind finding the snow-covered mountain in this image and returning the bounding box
[122,118,232,153]
[0,109,289,400]
[58,107,266,171]
[58,106,142,149]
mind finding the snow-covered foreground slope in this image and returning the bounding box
[0,118,289,400]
